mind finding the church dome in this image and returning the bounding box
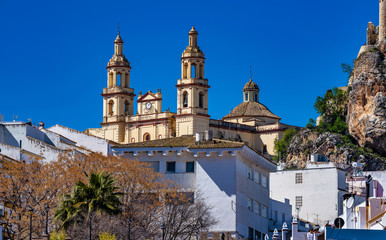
[243,79,259,91]
[223,101,280,120]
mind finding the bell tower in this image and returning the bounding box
[101,32,135,142]
[176,27,210,137]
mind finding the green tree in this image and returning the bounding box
[54,172,122,240]
[306,118,316,128]
[274,128,298,161]
[341,63,353,81]
[314,87,348,134]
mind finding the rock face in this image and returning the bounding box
[347,47,386,156]
[285,129,386,170]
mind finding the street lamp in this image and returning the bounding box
[44,204,49,235]
[28,206,34,240]
[161,222,166,240]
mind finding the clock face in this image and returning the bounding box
[146,102,152,109]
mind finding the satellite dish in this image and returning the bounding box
[346,196,354,208]
[334,218,345,228]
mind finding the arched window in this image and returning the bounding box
[191,64,196,78]
[158,134,162,139]
[117,73,121,87]
[245,93,249,101]
[199,92,204,108]
[124,100,130,115]
[131,138,135,143]
[254,93,258,102]
[143,133,151,142]
[183,92,188,108]
[108,100,114,115]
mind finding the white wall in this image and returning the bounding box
[114,146,276,237]
[48,124,111,155]
[270,167,348,225]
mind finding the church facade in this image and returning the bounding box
[86,27,297,158]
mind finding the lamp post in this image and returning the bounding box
[28,206,34,240]
[161,222,166,240]
[44,204,49,235]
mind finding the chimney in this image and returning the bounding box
[205,130,213,141]
[272,229,279,240]
[282,222,288,240]
[195,132,204,142]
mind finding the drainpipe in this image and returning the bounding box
[366,175,372,229]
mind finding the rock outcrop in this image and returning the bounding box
[284,129,386,170]
[347,46,386,156]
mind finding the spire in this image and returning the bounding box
[114,32,123,44]
[188,26,198,47]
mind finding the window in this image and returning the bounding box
[186,161,194,173]
[295,173,303,184]
[191,64,196,78]
[131,138,135,143]
[296,196,303,208]
[254,230,261,240]
[166,162,176,173]
[248,167,253,180]
[117,73,121,86]
[247,198,253,211]
[143,133,151,141]
[254,93,258,102]
[261,205,268,218]
[262,145,267,154]
[282,213,285,224]
[248,227,253,240]
[183,92,188,108]
[124,100,130,114]
[108,100,114,115]
[253,170,260,184]
[254,201,260,215]
[274,210,278,222]
[245,93,249,101]
[199,92,204,108]
[261,175,268,188]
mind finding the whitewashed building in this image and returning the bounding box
[0,120,113,162]
[270,163,349,225]
[112,134,277,239]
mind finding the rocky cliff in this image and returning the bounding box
[347,45,386,156]
[285,129,386,170]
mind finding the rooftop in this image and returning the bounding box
[113,135,244,149]
[223,101,280,120]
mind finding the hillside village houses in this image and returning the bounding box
[2,0,386,238]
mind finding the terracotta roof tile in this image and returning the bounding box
[223,102,280,120]
[114,135,244,149]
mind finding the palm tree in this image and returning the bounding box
[54,172,122,240]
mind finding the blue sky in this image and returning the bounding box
[0,0,379,131]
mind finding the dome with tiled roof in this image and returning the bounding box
[223,101,280,120]
[243,79,259,91]
[223,78,280,120]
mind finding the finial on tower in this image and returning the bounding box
[188,26,198,47]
